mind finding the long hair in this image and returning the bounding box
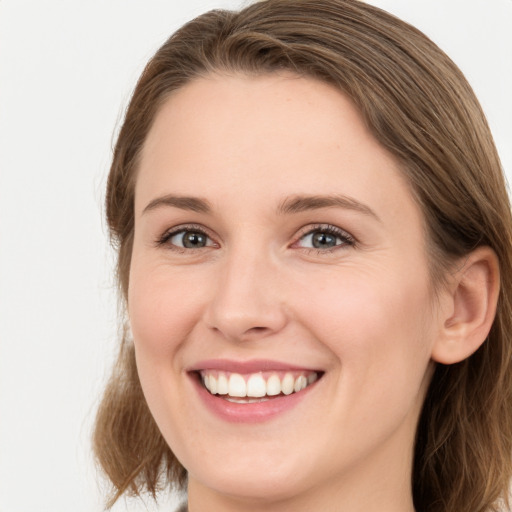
[93,1,512,510]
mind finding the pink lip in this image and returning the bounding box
[187,359,322,424]
[188,358,318,373]
[190,375,319,423]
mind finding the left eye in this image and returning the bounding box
[296,228,352,250]
[167,230,214,249]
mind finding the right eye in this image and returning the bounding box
[159,227,215,250]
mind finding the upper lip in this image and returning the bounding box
[187,358,321,374]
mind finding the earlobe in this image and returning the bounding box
[431,246,500,365]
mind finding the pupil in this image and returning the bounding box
[183,232,206,248]
[313,232,336,248]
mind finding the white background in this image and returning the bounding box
[0,1,510,511]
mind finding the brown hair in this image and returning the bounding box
[93,1,512,510]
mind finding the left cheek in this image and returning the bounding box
[314,281,432,433]
[301,271,432,369]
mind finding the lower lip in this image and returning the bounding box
[190,373,319,423]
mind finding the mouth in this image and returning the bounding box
[198,370,320,403]
[188,360,324,422]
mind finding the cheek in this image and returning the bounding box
[296,267,435,446]
[128,261,205,359]
[296,265,434,376]
[127,262,205,435]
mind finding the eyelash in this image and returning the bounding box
[156,223,215,253]
[156,223,356,254]
[294,224,355,254]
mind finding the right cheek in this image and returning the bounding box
[129,293,177,357]
[128,271,208,356]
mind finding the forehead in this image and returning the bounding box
[141,73,379,170]
[136,72,420,230]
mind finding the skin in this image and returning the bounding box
[128,73,460,512]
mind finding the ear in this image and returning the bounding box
[431,246,500,365]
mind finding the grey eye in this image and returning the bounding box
[170,230,211,249]
[311,232,339,248]
[298,230,344,249]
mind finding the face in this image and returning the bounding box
[129,73,440,508]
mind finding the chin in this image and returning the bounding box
[188,463,311,504]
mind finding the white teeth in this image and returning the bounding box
[281,373,295,395]
[201,370,320,399]
[228,373,247,397]
[226,396,270,403]
[266,374,281,396]
[209,374,218,394]
[294,375,307,392]
[247,373,267,397]
[217,373,229,395]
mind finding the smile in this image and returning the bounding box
[200,370,319,403]
[189,360,324,422]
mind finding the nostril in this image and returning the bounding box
[205,296,288,341]
[236,326,274,342]
[246,326,272,336]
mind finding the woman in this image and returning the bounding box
[93,0,512,510]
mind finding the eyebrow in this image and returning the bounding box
[277,194,380,220]
[142,193,379,221]
[142,194,211,215]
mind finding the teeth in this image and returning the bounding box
[247,374,267,397]
[266,374,281,396]
[201,370,320,399]
[226,396,270,403]
[294,375,307,393]
[217,373,229,395]
[228,373,246,397]
[281,373,294,395]
[209,374,218,394]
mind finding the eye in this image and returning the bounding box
[158,226,215,250]
[295,225,354,251]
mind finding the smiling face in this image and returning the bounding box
[129,73,440,511]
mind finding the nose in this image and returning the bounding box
[203,246,288,343]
